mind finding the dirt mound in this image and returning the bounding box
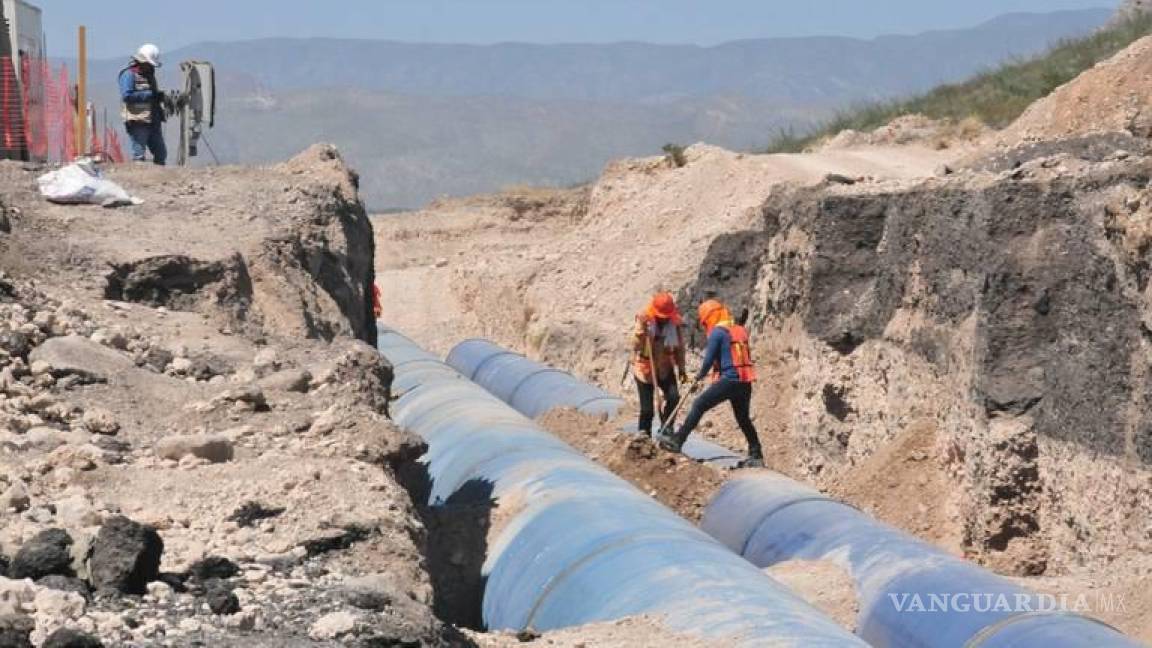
[468,616,729,647]
[538,409,724,522]
[765,560,859,631]
[999,35,1152,145]
[0,144,376,346]
[821,114,988,152]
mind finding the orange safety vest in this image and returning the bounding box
[711,323,757,383]
[632,315,681,383]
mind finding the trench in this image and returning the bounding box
[394,457,494,632]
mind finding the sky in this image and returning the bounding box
[40,0,1120,59]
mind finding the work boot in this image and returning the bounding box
[656,432,683,454]
[739,456,765,469]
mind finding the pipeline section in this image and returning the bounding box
[378,328,867,646]
[446,339,1145,648]
[704,473,1145,648]
[445,338,745,467]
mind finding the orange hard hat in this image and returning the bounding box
[650,292,678,320]
[697,299,730,330]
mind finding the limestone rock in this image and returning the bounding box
[256,369,311,393]
[342,573,410,611]
[154,434,234,463]
[28,337,134,383]
[31,588,85,620]
[0,577,37,616]
[80,410,119,436]
[1,482,30,513]
[309,610,358,640]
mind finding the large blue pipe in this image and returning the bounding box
[447,339,1145,648]
[446,339,746,467]
[378,329,867,646]
[704,473,1145,648]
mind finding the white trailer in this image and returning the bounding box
[3,0,42,84]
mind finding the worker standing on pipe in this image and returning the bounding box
[631,292,688,436]
[659,299,764,468]
[118,43,167,165]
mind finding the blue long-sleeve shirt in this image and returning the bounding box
[696,326,740,383]
[119,67,156,103]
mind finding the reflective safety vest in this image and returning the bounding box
[632,315,681,383]
[712,323,757,383]
[120,64,158,124]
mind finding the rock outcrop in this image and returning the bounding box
[682,142,1152,573]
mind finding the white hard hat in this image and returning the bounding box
[134,43,162,67]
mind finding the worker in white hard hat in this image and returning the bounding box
[118,43,167,164]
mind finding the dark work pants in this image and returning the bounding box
[676,380,762,458]
[636,374,680,435]
[126,121,167,165]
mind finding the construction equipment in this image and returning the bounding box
[163,60,215,165]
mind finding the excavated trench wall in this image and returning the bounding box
[680,156,1152,574]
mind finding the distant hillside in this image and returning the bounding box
[767,10,1152,153]
[82,9,1111,208]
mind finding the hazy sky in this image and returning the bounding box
[43,0,1119,59]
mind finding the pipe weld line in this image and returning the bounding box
[963,611,1125,648]
[738,495,837,558]
[466,347,521,380]
[506,368,570,407]
[521,533,706,631]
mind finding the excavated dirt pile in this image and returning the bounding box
[998,35,1152,146]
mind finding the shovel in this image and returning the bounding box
[657,377,699,438]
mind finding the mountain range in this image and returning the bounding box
[82,8,1112,209]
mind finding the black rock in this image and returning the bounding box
[227,501,285,528]
[155,572,189,593]
[0,615,34,648]
[137,347,174,372]
[0,331,30,359]
[36,575,90,599]
[204,582,240,615]
[301,525,373,557]
[187,555,239,582]
[0,554,8,577]
[89,516,163,595]
[358,636,422,648]
[9,529,73,580]
[41,628,104,648]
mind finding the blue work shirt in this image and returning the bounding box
[696,326,740,383]
[119,66,156,103]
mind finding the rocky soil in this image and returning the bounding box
[0,149,455,647]
[996,35,1152,146]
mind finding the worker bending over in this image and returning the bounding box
[632,292,688,436]
[119,43,167,165]
[659,299,764,468]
